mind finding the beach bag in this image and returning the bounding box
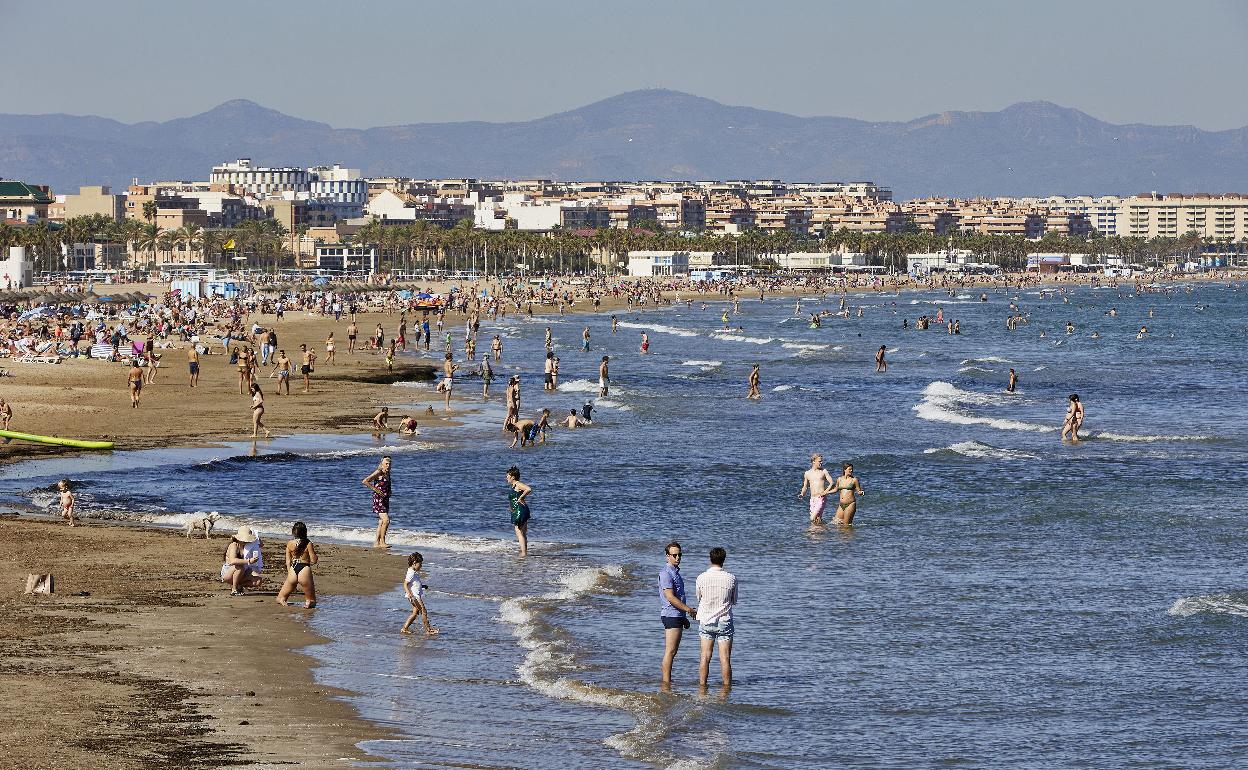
[25,573,54,594]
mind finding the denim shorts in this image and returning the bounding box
[699,617,734,640]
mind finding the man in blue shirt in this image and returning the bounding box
[659,540,698,684]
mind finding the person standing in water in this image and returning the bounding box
[875,345,887,372]
[747,364,761,400]
[363,456,392,548]
[695,547,737,688]
[506,466,532,557]
[798,453,835,525]
[640,332,650,354]
[582,326,591,352]
[1007,368,1018,393]
[1061,394,1085,441]
[482,355,494,399]
[400,552,439,636]
[659,540,697,685]
[599,355,610,397]
[832,462,863,526]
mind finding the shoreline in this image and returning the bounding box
[0,515,404,769]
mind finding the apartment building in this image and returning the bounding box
[211,159,311,196]
[63,185,125,221]
[1120,193,1248,241]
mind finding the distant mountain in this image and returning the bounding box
[3,90,1247,199]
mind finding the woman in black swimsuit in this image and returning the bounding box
[276,521,318,608]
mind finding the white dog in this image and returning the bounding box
[183,512,221,539]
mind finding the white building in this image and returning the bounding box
[907,249,992,275]
[772,252,868,270]
[309,165,367,206]
[627,251,692,277]
[315,244,377,274]
[211,158,311,197]
[0,247,34,288]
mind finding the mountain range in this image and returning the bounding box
[2,89,1247,200]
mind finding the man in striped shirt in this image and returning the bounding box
[695,547,738,687]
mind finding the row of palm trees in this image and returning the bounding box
[0,215,291,274]
[0,214,1229,276]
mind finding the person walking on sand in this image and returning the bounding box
[832,462,864,526]
[0,398,11,429]
[747,364,761,400]
[798,453,835,525]
[300,344,316,394]
[363,456,392,548]
[274,349,292,395]
[875,345,887,372]
[347,321,358,354]
[659,540,697,685]
[506,466,532,557]
[249,383,271,439]
[187,344,200,388]
[1061,394,1085,441]
[325,332,336,365]
[696,547,737,688]
[58,479,76,527]
[128,359,144,408]
[276,521,318,608]
[401,552,439,635]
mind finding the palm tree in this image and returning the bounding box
[135,223,160,270]
[179,223,204,263]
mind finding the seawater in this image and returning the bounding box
[6,282,1248,769]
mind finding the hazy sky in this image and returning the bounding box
[8,0,1248,130]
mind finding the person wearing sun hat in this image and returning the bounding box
[221,525,264,596]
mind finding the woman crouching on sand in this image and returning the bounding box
[276,521,318,608]
[222,526,263,596]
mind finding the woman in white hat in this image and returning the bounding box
[221,526,264,596]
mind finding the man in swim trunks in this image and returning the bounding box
[599,355,610,397]
[747,364,761,400]
[1007,368,1017,393]
[187,345,200,388]
[274,350,292,395]
[798,453,834,524]
[439,353,458,411]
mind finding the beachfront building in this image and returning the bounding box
[0,246,34,288]
[627,250,692,276]
[315,244,377,274]
[906,249,999,276]
[0,180,53,224]
[1120,193,1248,242]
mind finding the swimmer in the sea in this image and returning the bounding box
[1061,394,1085,441]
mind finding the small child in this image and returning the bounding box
[58,479,76,527]
[401,552,439,636]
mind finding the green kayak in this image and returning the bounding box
[0,430,114,450]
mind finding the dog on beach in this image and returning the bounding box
[183,512,221,539]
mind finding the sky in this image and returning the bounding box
[7,0,1248,130]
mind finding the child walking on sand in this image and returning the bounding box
[58,479,76,527]
[401,552,439,635]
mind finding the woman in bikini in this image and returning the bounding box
[221,526,263,596]
[276,521,318,608]
[250,383,271,439]
[324,332,336,365]
[833,462,864,526]
[363,456,393,548]
[128,360,144,408]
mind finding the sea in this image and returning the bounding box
[5,281,1248,769]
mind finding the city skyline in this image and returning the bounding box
[7,0,1248,131]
